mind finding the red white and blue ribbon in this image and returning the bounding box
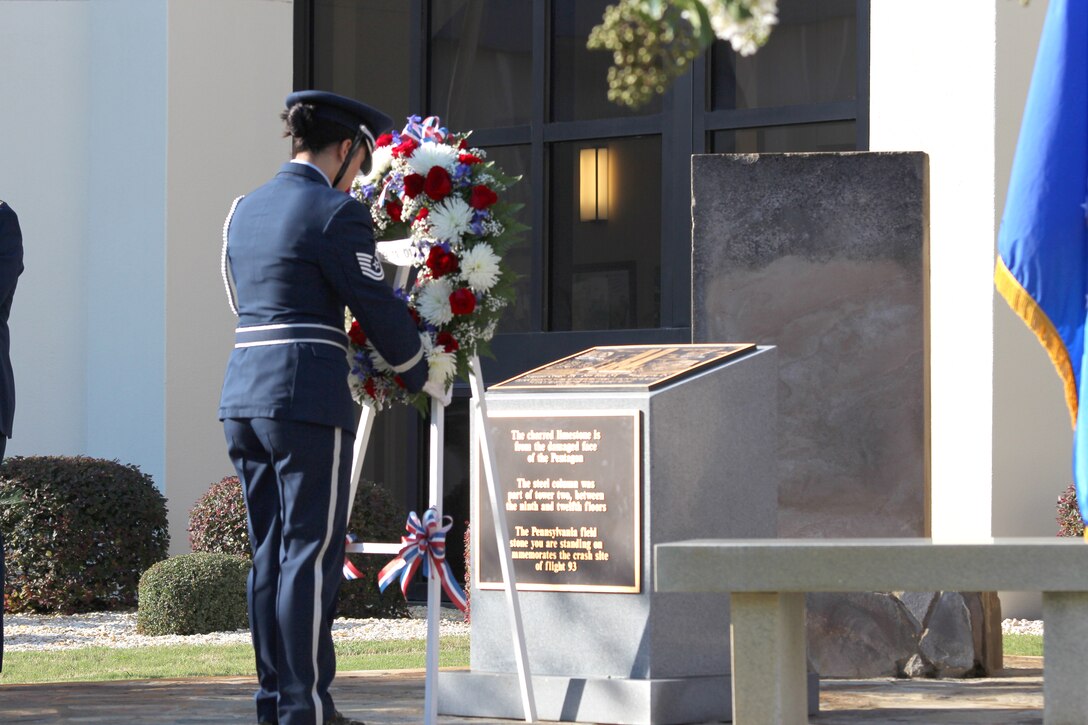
[377,507,467,611]
[343,533,365,580]
[401,115,448,144]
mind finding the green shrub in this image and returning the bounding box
[189,475,408,618]
[1057,483,1085,537]
[0,456,169,613]
[188,475,249,556]
[137,553,249,635]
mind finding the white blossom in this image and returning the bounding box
[426,346,457,387]
[701,0,778,56]
[417,278,454,326]
[460,243,501,293]
[360,145,394,185]
[428,196,473,245]
[407,141,459,175]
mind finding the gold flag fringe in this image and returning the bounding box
[995,256,1078,429]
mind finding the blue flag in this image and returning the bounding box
[996,0,1088,522]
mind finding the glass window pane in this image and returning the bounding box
[312,0,412,122]
[551,0,661,122]
[711,0,856,111]
[549,137,661,331]
[711,121,856,153]
[481,144,533,333]
[429,0,533,129]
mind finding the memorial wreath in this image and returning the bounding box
[348,116,524,413]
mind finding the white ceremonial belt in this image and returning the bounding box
[234,323,349,351]
[389,345,424,373]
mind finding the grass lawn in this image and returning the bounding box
[0,636,470,685]
[0,632,1041,685]
[1003,632,1043,657]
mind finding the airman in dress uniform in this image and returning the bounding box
[0,200,24,673]
[220,91,443,725]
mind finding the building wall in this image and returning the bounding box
[993,0,1060,620]
[0,1,96,461]
[0,0,292,553]
[163,0,293,550]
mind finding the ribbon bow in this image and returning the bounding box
[401,115,448,144]
[342,533,365,581]
[377,507,467,611]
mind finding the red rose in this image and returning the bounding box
[449,287,476,315]
[347,320,367,346]
[402,174,425,198]
[386,201,402,222]
[415,207,430,222]
[394,375,406,389]
[458,152,483,165]
[409,308,422,326]
[436,331,460,353]
[458,139,468,150]
[363,379,377,397]
[376,133,394,148]
[423,166,452,201]
[469,185,499,210]
[425,246,459,278]
[392,138,418,157]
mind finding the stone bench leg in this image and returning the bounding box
[730,592,808,725]
[1043,591,1088,725]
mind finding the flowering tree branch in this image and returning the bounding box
[588,0,778,109]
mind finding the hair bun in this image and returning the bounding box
[284,103,316,138]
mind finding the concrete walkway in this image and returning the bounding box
[0,658,1044,724]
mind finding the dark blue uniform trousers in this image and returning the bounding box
[224,418,354,725]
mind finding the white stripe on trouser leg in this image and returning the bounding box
[311,427,341,724]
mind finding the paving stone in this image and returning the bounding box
[0,662,1046,724]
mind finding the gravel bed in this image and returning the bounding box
[3,611,1039,652]
[3,606,468,652]
[1002,618,1044,636]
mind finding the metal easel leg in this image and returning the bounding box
[424,398,444,725]
[346,402,376,526]
[469,355,537,723]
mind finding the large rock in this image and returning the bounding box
[919,592,978,677]
[807,591,993,678]
[806,592,919,678]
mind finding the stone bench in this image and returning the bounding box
[654,537,1088,724]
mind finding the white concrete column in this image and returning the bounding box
[730,592,808,725]
[869,1,996,541]
[163,0,293,550]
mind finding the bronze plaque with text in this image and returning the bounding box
[476,410,641,593]
[491,343,756,392]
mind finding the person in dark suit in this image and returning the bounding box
[220,91,444,725]
[0,200,24,673]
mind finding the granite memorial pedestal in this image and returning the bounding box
[438,344,806,725]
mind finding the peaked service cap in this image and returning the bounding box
[285,90,394,141]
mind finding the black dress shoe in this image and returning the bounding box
[325,713,365,725]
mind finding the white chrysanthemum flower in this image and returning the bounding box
[360,145,394,185]
[407,141,459,175]
[417,278,454,325]
[427,347,457,387]
[428,197,473,245]
[460,243,501,293]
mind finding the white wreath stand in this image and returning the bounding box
[342,243,537,724]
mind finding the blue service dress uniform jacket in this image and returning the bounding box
[220,161,427,427]
[219,162,426,725]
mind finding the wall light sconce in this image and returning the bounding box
[579,147,609,222]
